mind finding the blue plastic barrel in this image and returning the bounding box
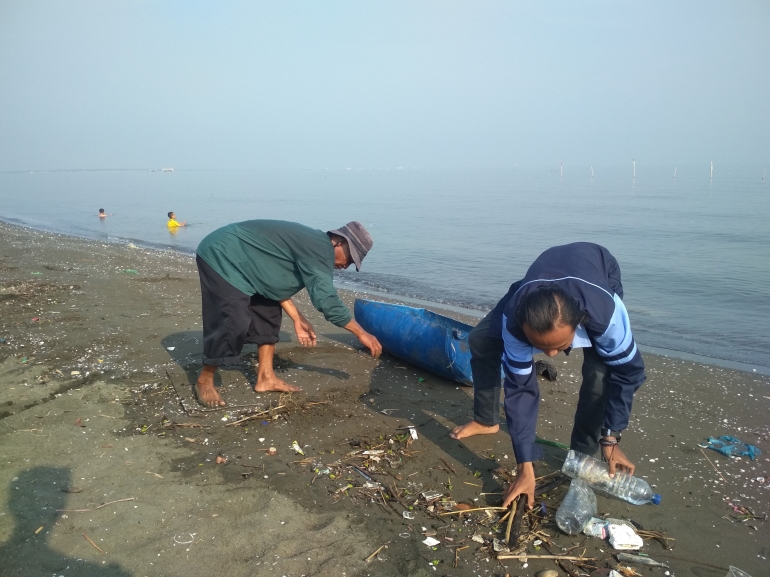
[354,299,474,385]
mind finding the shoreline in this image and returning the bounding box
[2,216,766,377]
[0,220,768,576]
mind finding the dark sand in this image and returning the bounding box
[0,221,767,577]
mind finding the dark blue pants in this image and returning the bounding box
[468,311,608,456]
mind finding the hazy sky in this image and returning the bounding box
[1,1,768,170]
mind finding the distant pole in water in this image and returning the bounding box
[560,162,563,179]
[710,161,713,180]
[633,159,636,179]
[591,165,594,178]
[673,167,677,179]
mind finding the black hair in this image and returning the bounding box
[99,208,105,213]
[168,212,174,219]
[515,285,588,333]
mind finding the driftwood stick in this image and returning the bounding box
[225,405,286,426]
[453,545,469,568]
[165,369,189,415]
[95,497,135,509]
[365,544,386,562]
[440,506,507,516]
[504,501,516,544]
[440,457,457,475]
[496,554,597,561]
[535,475,568,496]
[700,448,729,484]
[83,532,105,554]
[509,494,528,546]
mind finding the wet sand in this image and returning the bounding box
[0,221,768,577]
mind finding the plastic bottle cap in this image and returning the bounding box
[651,493,662,505]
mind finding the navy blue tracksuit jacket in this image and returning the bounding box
[488,243,646,463]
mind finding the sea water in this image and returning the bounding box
[1,165,768,371]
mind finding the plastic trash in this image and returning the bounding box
[706,435,761,460]
[615,552,669,568]
[562,450,662,505]
[402,510,415,520]
[583,517,609,538]
[607,523,643,550]
[584,517,637,538]
[555,478,597,534]
[726,567,752,577]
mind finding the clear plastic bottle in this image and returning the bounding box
[562,450,662,505]
[555,478,597,534]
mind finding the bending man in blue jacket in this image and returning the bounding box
[450,242,646,508]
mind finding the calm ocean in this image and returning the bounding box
[1,166,768,372]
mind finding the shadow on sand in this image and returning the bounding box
[0,467,132,577]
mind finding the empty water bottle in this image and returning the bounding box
[562,450,662,505]
[555,478,597,534]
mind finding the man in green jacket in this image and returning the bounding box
[194,219,382,407]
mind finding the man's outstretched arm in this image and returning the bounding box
[343,319,382,358]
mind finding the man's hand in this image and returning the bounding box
[343,319,383,358]
[601,442,635,477]
[294,317,317,347]
[358,331,382,358]
[502,462,535,509]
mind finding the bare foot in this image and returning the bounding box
[449,421,499,440]
[254,375,301,393]
[194,380,226,407]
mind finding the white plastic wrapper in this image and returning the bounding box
[608,523,643,550]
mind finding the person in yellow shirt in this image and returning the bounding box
[167,212,186,228]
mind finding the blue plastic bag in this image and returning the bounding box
[705,435,761,460]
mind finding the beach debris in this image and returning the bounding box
[471,534,485,544]
[536,570,559,577]
[34,525,44,535]
[123,269,138,274]
[267,447,277,455]
[452,545,469,568]
[408,426,418,440]
[74,418,86,427]
[291,441,305,455]
[70,370,81,376]
[83,532,105,554]
[166,346,175,351]
[705,435,761,460]
[535,359,558,381]
[583,517,637,538]
[506,493,528,547]
[615,552,669,568]
[422,536,441,547]
[402,510,415,520]
[421,490,443,502]
[607,523,643,550]
[365,544,387,562]
[215,455,226,464]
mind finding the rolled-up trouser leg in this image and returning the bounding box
[570,346,609,455]
[469,311,505,426]
[245,295,283,345]
[197,256,252,366]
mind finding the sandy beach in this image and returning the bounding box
[0,221,768,577]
